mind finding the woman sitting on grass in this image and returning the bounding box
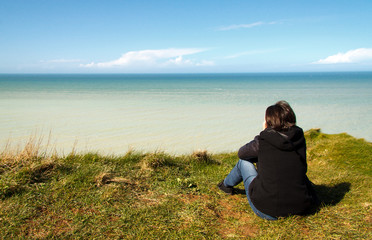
[218,101,319,220]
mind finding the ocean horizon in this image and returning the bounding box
[1,72,371,155]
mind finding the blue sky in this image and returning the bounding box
[1,0,372,73]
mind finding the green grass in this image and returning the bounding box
[0,129,371,239]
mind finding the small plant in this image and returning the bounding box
[28,160,57,184]
[176,177,197,189]
[0,179,23,200]
[0,132,54,167]
[95,172,133,187]
[191,149,215,164]
[140,152,174,169]
[95,172,114,187]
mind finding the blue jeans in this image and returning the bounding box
[224,159,277,220]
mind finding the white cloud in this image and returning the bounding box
[80,48,212,68]
[166,56,214,66]
[41,59,82,63]
[195,60,214,66]
[167,55,193,65]
[314,48,372,64]
[217,22,264,31]
[225,48,283,59]
[216,21,278,31]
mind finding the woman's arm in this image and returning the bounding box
[238,135,260,162]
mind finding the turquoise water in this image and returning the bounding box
[1,72,371,154]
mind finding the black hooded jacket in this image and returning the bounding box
[238,126,315,217]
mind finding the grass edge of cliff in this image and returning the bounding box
[0,128,371,239]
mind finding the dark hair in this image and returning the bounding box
[265,101,296,131]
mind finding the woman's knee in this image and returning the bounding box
[238,160,258,184]
[238,159,257,172]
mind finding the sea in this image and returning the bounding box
[1,72,371,155]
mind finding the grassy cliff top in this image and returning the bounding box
[0,129,371,239]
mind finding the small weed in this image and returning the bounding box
[29,161,57,184]
[176,177,197,189]
[95,172,134,187]
[191,149,213,163]
[140,152,174,169]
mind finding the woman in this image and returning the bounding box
[218,101,318,220]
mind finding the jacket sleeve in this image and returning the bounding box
[238,135,259,162]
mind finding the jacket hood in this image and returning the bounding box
[260,126,305,151]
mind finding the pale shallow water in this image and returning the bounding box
[1,73,371,155]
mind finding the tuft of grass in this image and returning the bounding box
[0,132,56,167]
[94,172,134,187]
[190,149,219,165]
[0,129,371,239]
[140,151,175,169]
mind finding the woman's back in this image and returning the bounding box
[249,126,313,217]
